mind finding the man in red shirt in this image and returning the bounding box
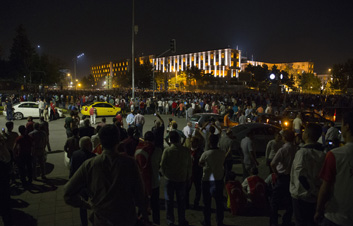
[172,101,178,117]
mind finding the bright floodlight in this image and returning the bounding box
[270,74,275,80]
[77,53,85,59]
[37,45,40,48]
[280,74,283,79]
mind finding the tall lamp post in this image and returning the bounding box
[131,0,135,99]
[73,53,84,81]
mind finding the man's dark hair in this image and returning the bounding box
[172,123,178,129]
[96,125,102,133]
[70,111,75,116]
[127,126,136,137]
[102,117,106,123]
[305,123,322,142]
[144,131,155,142]
[112,118,117,123]
[73,128,79,136]
[84,119,90,127]
[251,167,259,175]
[282,129,295,142]
[18,125,26,135]
[169,131,180,144]
[209,134,219,148]
[343,110,353,133]
[34,123,40,130]
[5,121,13,130]
[99,124,120,149]
[39,116,45,122]
[226,171,236,182]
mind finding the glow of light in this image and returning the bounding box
[37,45,40,48]
[77,53,85,59]
[280,74,283,79]
[270,74,275,80]
[76,79,78,82]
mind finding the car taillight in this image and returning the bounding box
[333,109,336,122]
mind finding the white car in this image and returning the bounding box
[3,101,64,120]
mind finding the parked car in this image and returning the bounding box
[81,102,121,116]
[230,123,281,155]
[281,110,332,130]
[3,101,64,120]
[189,113,224,129]
[323,107,352,127]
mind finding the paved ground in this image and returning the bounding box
[0,114,273,226]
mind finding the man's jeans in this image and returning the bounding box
[292,198,316,226]
[202,180,224,226]
[164,179,187,226]
[270,174,293,226]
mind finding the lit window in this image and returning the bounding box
[126,61,128,65]
[222,53,224,58]
[236,62,239,67]
[192,56,194,61]
[231,53,234,58]
[201,55,203,60]
[119,63,121,66]
[231,61,234,67]
[211,54,214,59]
[216,62,219,66]
[183,58,185,62]
[125,67,127,71]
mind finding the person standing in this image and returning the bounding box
[13,125,33,186]
[152,113,165,151]
[265,132,283,173]
[64,128,80,160]
[290,123,325,226]
[89,106,96,125]
[69,137,96,226]
[64,111,74,138]
[314,111,353,226]
[39,117,51,152]
[160,131,192,226]
[240,130,259,180]
[29,123,47,180]
[0,140,11,226]
[126,111,135,128]
[270,129,297,226]
[79,119,95,138]
[199,134,225,226]
[219,128,236,178]
[293,113,303,135]
[5,98,13,121]
[43,100,49,122]
[38,98,45,118]
[64,125,149,226]
[134,110,145,138]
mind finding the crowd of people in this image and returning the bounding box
[0,89,353,226]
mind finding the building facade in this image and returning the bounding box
[90,48,241,88]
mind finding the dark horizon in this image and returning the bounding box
[1,0,353,78]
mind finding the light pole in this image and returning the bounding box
[73,53,84,81]
[131,0,135,99]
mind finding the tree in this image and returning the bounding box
[8,24,35,81]
[299,73,321,92]
[81,74,95,88]
[185,66,203,85]
[329,59,353,92]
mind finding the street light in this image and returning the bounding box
[73,53,84,81]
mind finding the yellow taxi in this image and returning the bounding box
[81,102,121,116]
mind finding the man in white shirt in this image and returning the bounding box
[240,130,258,180]
[238,111,246,125]
[38,98,45,118]
[204,103,210,113]
[134,110,145,138]
[325,121,339,144]
[199,134,225,226]
[293,113,303,134]
[182,122,193,138]
[158,100,163,114]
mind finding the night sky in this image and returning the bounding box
[1,0,353,78]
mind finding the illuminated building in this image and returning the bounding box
[90,48,241,88]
